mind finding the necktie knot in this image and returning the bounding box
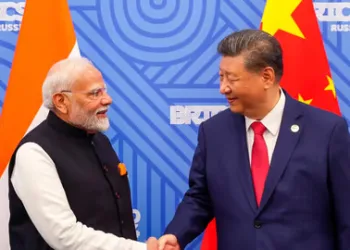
[251,121,266,136]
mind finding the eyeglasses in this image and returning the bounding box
[61,87,108,100]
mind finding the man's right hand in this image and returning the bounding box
[158,234,180,250]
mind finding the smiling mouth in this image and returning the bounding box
[227,97,238,104]
[96,109,108,115]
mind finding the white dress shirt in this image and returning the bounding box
[245,90,286,165]
[11,142,146,250]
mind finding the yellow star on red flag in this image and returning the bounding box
[261,0,305,39]
[324,75,337,98]
[298,94,312,105]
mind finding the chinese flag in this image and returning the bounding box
[260,0,340,114]
[200,0,340,249]
[0,1,79,249]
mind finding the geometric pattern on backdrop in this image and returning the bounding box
[0,0,349,249]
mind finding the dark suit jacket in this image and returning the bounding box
[165,92,350,250]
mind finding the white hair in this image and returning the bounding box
[42,57,95,110]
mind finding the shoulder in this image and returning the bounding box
[298,101,345,128]
[201,108,234,126]
[17,141,46,154]
[9,122,51,172]
[15,142,52,164]
[11,142,54,178]
[199,108,241,132]
[18,120,51,147]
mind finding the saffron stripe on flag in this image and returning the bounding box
[0,1,79,250]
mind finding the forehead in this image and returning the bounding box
[219,55,246,74]
[73,67,104,90]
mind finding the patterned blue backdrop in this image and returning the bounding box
[0,0,349,249]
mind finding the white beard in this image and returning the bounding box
[70,103,110,132]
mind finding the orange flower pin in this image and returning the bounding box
[118,163,127,176]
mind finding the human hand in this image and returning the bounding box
[146,237,158,250]
[158,234,180,250]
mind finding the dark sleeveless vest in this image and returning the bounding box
[8,111,136,250]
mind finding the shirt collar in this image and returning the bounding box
[47,110,95,139]
[245,89,286,136]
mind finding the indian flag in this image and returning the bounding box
[0,1,80,249]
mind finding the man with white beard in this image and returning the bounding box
[7,57,158,250]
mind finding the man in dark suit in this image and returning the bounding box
[158,29,350,250]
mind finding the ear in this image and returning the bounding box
[52,93,69,114]
[261,66,275,89]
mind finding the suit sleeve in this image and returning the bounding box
[164,123,214,248]
[328,118,350,250]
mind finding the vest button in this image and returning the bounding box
[254,221,262,229]
[115,192,120,199]
[103,165,108,172]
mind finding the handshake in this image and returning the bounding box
[146,234,180,250]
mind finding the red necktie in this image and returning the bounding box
[251,121,269,207]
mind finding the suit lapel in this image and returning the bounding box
[258,95,304,212]
[228,113,257,212]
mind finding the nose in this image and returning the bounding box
[219,82,231,95]
[101,92,112,105]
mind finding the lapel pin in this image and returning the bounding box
[291,124,299,133]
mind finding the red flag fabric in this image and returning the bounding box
[200,0,340,249]
[200,219,217,250]
[261,0,340,114]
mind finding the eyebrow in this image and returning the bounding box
[219,69,238,77]
[87,85,105,91]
